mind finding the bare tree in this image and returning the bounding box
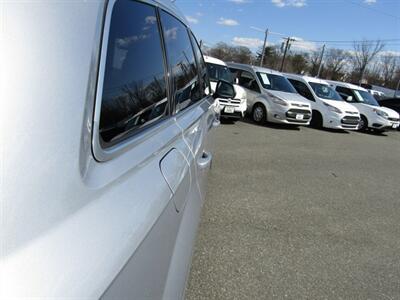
[324,49,350,80]
[309,51,321,76]
[352,40,385,84]
[381,54,398,86]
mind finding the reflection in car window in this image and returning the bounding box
[256,72,297,93]
[309,82,343,101]
[99,0,167,147]
[206,63,233,84]
[190,32,210,96]
[160,11,203,113]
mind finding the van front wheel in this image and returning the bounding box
[252,104,266,124]
[358,115,368,131]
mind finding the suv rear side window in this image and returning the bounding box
[288,79,315,101]
[99,0,167,147]
[160,11,203,112]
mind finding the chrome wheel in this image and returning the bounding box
[253,105,265,123]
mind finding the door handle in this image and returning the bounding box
[212,118,220,128]
[197,151,212,169]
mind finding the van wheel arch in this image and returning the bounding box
[359,114,368,131]
[311,110,323,128]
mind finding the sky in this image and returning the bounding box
[176,0,400,55]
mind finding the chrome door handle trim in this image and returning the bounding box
[212,119,220,128]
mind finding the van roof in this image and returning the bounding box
[326,80,368,92]
[284,73,330,85]
[226,62,283,76]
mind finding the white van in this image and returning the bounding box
[1,1,235,299]
[327,81,400,132]
[227,63,312,126]
[285,74,361,130]
[204,56,247,120]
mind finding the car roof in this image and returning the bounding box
[226,62,284,76]
[326,80,368,92]
[203,56,227,66]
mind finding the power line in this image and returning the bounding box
[347,0,400,20]
[307,39,400,44]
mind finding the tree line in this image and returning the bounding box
[203,40,400,92]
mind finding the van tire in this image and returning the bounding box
[252,103,267,124]
[358,115,368,131]
[311,110,323,128]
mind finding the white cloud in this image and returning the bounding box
[232,37,264,49]
[145,16,157,24]
[289,37,317,51]
[229,0,249,3]
[217,17,239,26]
[186,16,199,24]
[363,0,377,4]
[271,0,307,8]
[379,50,400,57]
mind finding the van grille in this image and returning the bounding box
[286,109,312,120]
[388,117,400,122]
[219,98,241,107]
[341,116,360,125]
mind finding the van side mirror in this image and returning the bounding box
[235,78,239,84]
[346,96,353,101]
[214,80,236,99]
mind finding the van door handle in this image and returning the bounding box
[197,151,212,169]
[212,118,220,128]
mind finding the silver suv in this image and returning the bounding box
[1,1,232,299]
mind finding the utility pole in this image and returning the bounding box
[260,28,269,67]
[280,37,294,72]
[316,44,325,78]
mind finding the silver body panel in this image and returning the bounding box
[1,1,216,299]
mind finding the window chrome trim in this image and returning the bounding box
[92,0,190,162]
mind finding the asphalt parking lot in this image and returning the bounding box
[186,120,400,300]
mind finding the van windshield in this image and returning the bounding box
[206,63,234,84]
[353,89,380,106]
[256,72,297,93]
[309,82,343,101]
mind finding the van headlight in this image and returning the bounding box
[373,109,388,119]
[323,102,342,114]
[270,95,288,106]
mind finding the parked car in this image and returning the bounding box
[327,81,400,132]
[378,97,400,131]
[1,0,235,299]
[227,63,312,126]
[285,74,361,130]
[204,56,247,120]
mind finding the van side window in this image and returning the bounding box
[99,0,167,147]
[288,79,315,101]
[160,11,203,113]
[239,71,261,93]
[189,32,210,96]
[336,86,355,102]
